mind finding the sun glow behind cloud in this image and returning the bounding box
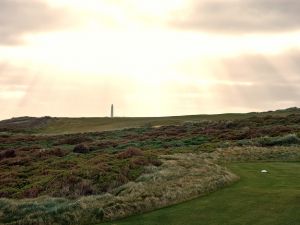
[1,0,300,119]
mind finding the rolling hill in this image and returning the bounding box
[1,107,300,134]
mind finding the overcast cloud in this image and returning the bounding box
[0,0,74,45]
[2,49,300,119]
[171,0,300,34]
[1,1,300,118]
[210,50,300,109]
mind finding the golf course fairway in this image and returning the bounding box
[102,162,300,225]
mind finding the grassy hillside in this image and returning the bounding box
[1,113,300,200]
[102,162,300,225]
[39,113,264,134]
[1,107,300,134]
[31,107,300,134]
[1,108,300,224]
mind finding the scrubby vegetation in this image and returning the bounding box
[0,141,159,199]
[0,154,238,224]
[1,109,300,224]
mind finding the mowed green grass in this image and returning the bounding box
[102,162,300,225]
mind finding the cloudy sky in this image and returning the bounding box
[1,0,300,119]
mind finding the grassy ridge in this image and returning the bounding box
[102,162,300,225]
[1,107,299,134]
[38,109,299,134]
[37,115,250,134]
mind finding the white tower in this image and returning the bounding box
[111,104,114,118]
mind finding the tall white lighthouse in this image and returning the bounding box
[111,104,114,118]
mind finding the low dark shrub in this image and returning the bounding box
[48,148,66,157]
[96,141,119,149]
[4,149,16,158]
[0,133,10,138]
[0,150,16,160]
[73,144,90,154]
[0,191,12,198]
[117,147,144,159]
[78,180,95,196]
[164,127,186,136]
[131,157,148,166]
[149,158,163,167]
[4,157,30,166]
[0,187,18,198]
[56,136,93,145]
[22,187,40,198]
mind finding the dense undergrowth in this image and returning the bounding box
[2,114,300,199]
[1,112,300,224]
[0,154,239,224]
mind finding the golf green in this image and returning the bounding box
[102,162,300,225]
